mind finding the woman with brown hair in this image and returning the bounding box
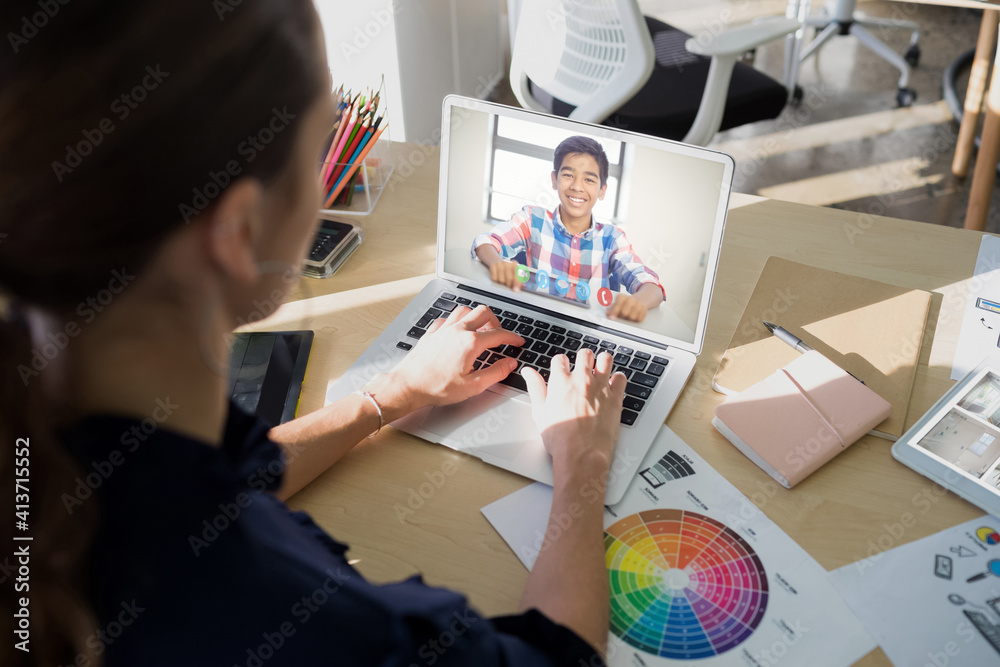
[0,1,626,665]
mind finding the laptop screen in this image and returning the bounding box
[437,97,732,353]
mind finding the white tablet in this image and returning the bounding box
[893,357,1000,519]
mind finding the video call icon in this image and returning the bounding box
[515,264,530,284]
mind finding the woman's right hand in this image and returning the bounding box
[369,304,523,420]
[522,348,626,479]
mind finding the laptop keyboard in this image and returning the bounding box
[396,291,668,427]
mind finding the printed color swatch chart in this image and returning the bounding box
[606,510,767,659]
[639,449,696,488]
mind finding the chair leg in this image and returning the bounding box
[853,15,920,48]
[799,22,839,64]
[783,29,804,103]
[782,0,813,103]
[850,24,912,90]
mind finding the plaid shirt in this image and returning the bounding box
[471,205,665,301]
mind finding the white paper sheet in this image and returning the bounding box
[952,235,1000,380]
[829,515,1000,666]
[482,426,875,666]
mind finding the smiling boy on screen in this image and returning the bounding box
[472,135,664,323]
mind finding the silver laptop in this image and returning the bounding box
[325,95,733,503]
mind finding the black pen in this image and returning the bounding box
[762,321,813,353]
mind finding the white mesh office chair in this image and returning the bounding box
[509,0,801,146]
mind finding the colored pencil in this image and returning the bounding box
[331,126,373,191]
[321,99,355,184]
[325,105,360,186]
[324,123,386,207]
[320,94,351,184]
[327,116,370,187]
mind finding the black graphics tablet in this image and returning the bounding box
[228,330,313,427]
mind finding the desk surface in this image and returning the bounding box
[252,142,988,666]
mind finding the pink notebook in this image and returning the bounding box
[712,351,892,488]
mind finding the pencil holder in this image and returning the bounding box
[318,122,393,216]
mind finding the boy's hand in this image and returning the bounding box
[489,260,522,292]
[606,294,647,322]
[475,244,522,292]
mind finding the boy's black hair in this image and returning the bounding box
[553,135,609,186]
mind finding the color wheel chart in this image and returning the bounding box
[605,509,768,660]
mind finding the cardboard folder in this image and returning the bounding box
[713,257,931,439]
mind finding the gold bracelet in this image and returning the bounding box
[355,390,383,439]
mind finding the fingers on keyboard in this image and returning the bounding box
[406,295,664,425]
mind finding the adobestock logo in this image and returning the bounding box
[178,106,297,223]
[338,0,413,64]
[17,268,136,386]
[7,0,69,54]
[54,599,146,667]
[51,65,171,182]
[60,397,179,515]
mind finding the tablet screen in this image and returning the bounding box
[905,364,1000,504]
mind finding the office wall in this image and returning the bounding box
[314,1,405,137]
[316,0,503,143]
[621,146,724,332]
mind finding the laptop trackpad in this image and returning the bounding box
[418,391,540,462]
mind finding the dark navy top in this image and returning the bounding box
[60,400,603,666]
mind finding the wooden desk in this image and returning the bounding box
[253,142,987,666]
